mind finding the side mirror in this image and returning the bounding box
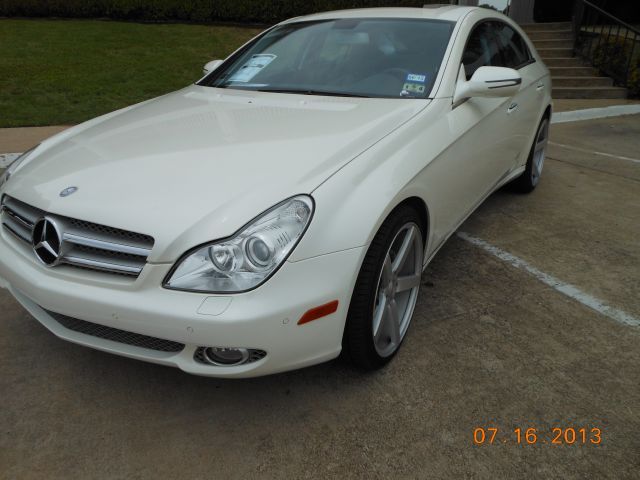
[203,59,223,75]
[454,66,522,103]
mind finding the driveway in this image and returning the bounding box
[1,114,639,479]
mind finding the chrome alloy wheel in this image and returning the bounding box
[372,222,423,357]
[531,118,549,186]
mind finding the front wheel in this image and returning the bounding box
[344,206,424,370]
[512,116,549,193]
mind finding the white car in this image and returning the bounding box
[0,6,551,377]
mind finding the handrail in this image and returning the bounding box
[573,0,639,93]
[581,0,640,37]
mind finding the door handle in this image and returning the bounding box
[536,83,545,91]
[507,102,519,114]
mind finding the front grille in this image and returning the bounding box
[1,195,154,277]
[47,310,185,353]
[68,218,153,245]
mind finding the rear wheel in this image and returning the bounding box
[512,116,549,193]
[344,206,424,370]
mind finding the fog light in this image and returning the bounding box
[202,346,249,366]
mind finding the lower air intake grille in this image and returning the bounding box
[47,310,185,353]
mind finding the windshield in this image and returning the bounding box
[199,18,455,99]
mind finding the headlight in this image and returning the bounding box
[164,195,314,293]
[0,146,37,189]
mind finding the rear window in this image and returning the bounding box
[494,22,532,69]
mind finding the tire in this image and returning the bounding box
[343,205,425,370]
[512,116,550,193]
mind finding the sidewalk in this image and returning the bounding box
[0,125,69,153]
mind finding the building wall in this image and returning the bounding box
[509,0,535,23]
[455,0,535,23]
[458,0,636,24]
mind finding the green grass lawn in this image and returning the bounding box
[0,19,262,127]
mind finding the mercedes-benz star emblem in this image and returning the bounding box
[32,218,62,266]
[59,186,78,197]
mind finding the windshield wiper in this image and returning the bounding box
[256,88,370,98]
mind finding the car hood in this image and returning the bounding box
[6,85,429,262]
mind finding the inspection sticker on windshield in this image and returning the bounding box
[400,73,427,96]
[228,54,276,83]
[406,74,426,83]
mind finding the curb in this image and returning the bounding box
[551,104,640,124]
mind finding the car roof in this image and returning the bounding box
[281,6,477,24]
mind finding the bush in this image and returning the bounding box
[628,58,640,97]
[592,37,631,79]
[0,1,438,24]
[591,36,640,97]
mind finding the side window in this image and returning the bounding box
[494,22,532,69]
[462,22,502,80]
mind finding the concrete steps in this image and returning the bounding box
[521,22,573,31]
[522,22,626,99]
[552,86,627,99]
[552,76,613,87]
[526,30,573,41]
[538,47,575,58]
[544,57,585,67]
[549,66,600,76]
[533,39,574,48]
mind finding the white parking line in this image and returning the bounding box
[549,142,640,164]
[0,153,21,168]
[551,104,640,124]
[457,232,640,328]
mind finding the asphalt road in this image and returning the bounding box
[1,115,639,479]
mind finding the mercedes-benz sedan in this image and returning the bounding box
[0,6,551,377]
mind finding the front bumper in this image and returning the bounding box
[0,228,365,378]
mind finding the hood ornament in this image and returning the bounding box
[32,217,62,266]
[60,186,78,197]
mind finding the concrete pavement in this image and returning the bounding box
[0,126,69,153]
[1,113,639,479]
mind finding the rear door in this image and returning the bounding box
[431,21,515,241]
[493,21,543,169]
